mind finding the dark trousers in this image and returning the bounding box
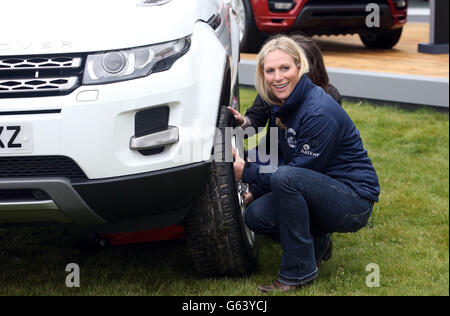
[244,166,374,286]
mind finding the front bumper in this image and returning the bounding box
[292,3,395,36]
[0,161,210,231]
[252,0,407,34]
[73,161,210,223]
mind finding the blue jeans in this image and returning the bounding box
[244,166,374,286]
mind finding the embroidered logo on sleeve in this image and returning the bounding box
[300,143,320,157]
[287,128,298,149]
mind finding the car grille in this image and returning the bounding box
[0,156,88,183]
[0,55,85,98]
[307,0,388,4]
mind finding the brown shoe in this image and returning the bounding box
[258,280,299,293]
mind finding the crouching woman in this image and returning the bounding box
[233,36,380,293]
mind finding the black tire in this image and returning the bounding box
[183,106,258,277]
[360,27,403,49]
[234,0,264,53]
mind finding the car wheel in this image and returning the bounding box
[183,106,258,277]
[231,75,240,117]
[232,0,263,53]
[360,27,403,49]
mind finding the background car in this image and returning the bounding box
[232,0,408,52]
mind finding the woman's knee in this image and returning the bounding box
[271,166,309,193]
[244,202,278,235]
[271,166,292,191]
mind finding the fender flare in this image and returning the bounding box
[216,57,232,127]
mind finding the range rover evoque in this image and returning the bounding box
[0,0,258,277]
[233,0,408,52]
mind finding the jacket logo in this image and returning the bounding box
[300,143,320,157]
[287,128,297,149]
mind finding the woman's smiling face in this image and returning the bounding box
[263,49,300,103]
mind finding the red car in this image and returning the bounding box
[233,0,408,52]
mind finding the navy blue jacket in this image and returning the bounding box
[242,75,380,202]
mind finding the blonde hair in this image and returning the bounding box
[255,36,310,107]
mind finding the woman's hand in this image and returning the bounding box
[242,192,255,206]
[228,106,246,126]
[233,148,245,182]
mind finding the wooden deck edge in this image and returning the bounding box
[238,59,449,108]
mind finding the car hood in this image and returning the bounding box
[0,0,218,56]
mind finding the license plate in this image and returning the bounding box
[0,122,33,155]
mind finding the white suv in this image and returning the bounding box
[0,0,257,277]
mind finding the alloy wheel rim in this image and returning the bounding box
[232,135,256,247]
[231,0,246,43]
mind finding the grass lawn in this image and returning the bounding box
[0,87,448,296]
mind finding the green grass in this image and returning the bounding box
[0,87,448,296]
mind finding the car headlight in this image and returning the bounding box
[83,36,191,85]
